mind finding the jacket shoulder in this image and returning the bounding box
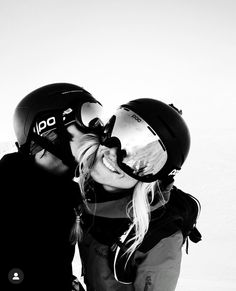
[139,186,202,252]
[0,152,22,171]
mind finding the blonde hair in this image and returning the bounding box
[73,134,170,261]
[70,133,100,244]
[125,181,167,261]
[75,133,100,200]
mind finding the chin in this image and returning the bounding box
[102,184,121,193]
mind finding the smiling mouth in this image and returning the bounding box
[102,156,120,173]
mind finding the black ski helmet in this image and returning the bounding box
[120,98,191,180]
[13,83,102,166]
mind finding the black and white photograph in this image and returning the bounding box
[1,1,235,290]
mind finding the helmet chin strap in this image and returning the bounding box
[54,112,76,166]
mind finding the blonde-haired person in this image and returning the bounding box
[73,98,201,291]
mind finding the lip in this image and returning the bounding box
[102,154,120,174]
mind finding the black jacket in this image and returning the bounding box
[1,152,80,290]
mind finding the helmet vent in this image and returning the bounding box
[147,126,156,136]
[158,139,166,151]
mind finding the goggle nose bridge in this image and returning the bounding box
[102,136,121,149]
[88,117,103,127]
[87,117,104,135]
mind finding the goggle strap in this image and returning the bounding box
[54,113,75,166]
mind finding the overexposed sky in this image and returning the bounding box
[1,1,236,290]
[1,0,235,141]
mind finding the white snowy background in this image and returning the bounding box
[1,1,235,290]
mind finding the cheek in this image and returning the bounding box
[67,125,84,156]
[125,176,138,188]
[90,162,118,187]
[90,160,104,182]
[69,137,84,158]
[70,141,79,157]
[90,169,104,185]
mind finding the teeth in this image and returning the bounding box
[102,156,116,172]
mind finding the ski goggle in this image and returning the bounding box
[30,101,103,155]
[102,107,168,182]
[33,101,104,137]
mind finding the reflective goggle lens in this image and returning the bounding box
[63,101,103,130]
[79,102,104,129]
[33,102,103,135]
[104,108,168,181]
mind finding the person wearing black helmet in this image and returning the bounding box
[73,98,202,291]
[1,83,103,290]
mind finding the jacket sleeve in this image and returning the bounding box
[133,231,183,291]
